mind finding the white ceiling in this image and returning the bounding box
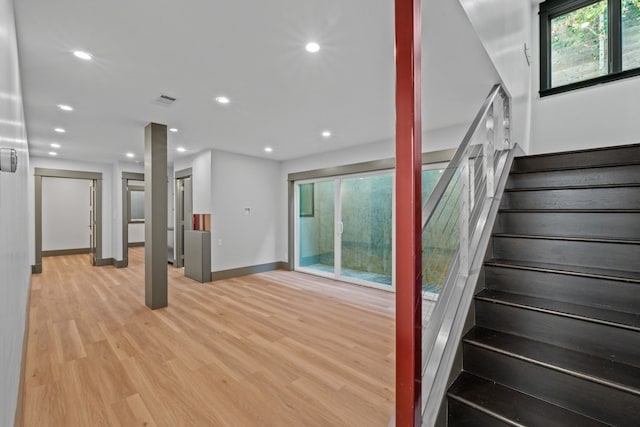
[15,0,499,163]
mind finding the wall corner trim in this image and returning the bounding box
[31,264,42,274]
[95,258,115,267]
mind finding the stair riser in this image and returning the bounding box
[513,145,640,172]
[502,187,640,210]
[485,265,640,313]
[463,344,640,425]
[495,212,640,240]
[448,399,512,427]
[492,237,640,273]
[507,164,640,189]
[475,300,640,367]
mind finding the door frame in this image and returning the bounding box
[33,168,103,273]
[287,148,455,286]
[120,172,145,268]
[174,168,192,268]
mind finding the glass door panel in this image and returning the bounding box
[340,173,393,286]
[298,180,335,274]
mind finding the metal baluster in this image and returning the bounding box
[483,105,495,199]
[459,156,470,277]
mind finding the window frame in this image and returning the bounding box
[540,0,640,96]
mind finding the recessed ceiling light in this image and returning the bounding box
[177,147,186,153]
[48,151,57,156]
[57,104,73,111]
[169,128,178,133]
[264,147,273,153]
[305,42,320,53]
[215,96,230,104]
[322,130,332,138]
[50,143,61,148]
[54,128,66,133]
[73,50,93,60]
[126,152,135,158]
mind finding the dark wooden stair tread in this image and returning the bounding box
[492,233,640,245]
[504,182,640,191]
[475,289,640,331]
[464,327,640,395]
[448,372,607,427]
[485,259,640,283]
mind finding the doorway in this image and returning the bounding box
[174,168,193,268]
[121,172,145,268]
[33,168,103,273]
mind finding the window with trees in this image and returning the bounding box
[540,0,640,95]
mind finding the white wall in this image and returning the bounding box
[174,150,212,215]
[210,150,281,271]
[529,7,640,154]
[41,177,90,251]
[29,157,114,261]
[174,149,281,272]
[128,223,144,243]
[0,0,31,423]
[457,0,534,153]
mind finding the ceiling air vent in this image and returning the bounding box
[154,94,177,106]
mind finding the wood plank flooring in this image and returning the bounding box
[22,248,395,426]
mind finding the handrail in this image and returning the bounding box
[419,82,514,426]
[421,84,508,231]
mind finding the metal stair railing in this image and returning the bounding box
[419,83,517,426]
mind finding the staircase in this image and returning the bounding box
[446,144,640,426]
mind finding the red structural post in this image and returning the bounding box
[394,0,422,425]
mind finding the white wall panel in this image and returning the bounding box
[0,0,31,423]
[210,151,280,271]
[128,223,145,243]
[457,0,534,152]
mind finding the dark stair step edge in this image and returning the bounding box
[448,372,608,427]
[484,259,640,284]
[492,232,640,245]
[512,143,640,173]
[504,182,640,192]
[464,327,640,396]
[510,160,640,173]
[499,208,640,213]
[475,289,640,332]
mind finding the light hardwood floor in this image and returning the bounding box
[22,248,395,426]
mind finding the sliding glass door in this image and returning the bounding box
[295,165,445,291]
[295,172,394,289]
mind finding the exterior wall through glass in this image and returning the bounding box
[294,166,445,291]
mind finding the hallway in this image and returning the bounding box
[22,249,395,426]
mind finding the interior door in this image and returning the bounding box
[175,176,193,268]
[89,180,97,265]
